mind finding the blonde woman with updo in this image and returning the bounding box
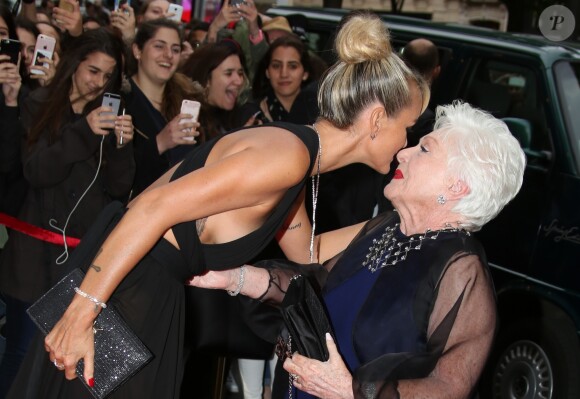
[11,11,427,399]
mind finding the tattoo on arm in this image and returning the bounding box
[90,248,103,273]
[196,217,208,236]
[287,222,301,231]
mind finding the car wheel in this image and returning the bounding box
[492,339,552,398]
[483,318,580,399]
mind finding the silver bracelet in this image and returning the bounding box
[227,265,246,296]
[74,287,107,309]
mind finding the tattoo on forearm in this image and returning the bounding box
[287,222,301,231]
[90,248,103,273]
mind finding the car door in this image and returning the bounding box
[528,60,580,303]
[450,47,554,275]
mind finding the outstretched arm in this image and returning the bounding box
[44,128,311,384]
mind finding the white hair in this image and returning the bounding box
[435,101,526,231]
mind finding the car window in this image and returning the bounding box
[464,59,550,155]
[302,23,338,66]
[554,61,580,172]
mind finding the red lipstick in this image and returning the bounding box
[393,169,404,179]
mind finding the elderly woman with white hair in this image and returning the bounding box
[190,101,527,399]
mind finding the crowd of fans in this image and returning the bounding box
[0,0,332,396]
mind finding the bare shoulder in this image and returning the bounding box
[225,125,311,153]
[213,126,313,182]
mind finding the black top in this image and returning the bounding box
[170,121,320,273]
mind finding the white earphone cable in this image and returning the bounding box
[50,135,106,265]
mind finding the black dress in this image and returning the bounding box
[7,122,319,399]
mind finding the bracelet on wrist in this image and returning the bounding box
[227,265,246,296]
[74,287,107,310]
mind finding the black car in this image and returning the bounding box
[267,6,580,399]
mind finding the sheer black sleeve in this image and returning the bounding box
[251,259,328,305]
[352,252,496,399]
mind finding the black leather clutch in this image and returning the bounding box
[277,275,333,362]
[27,268,153,399]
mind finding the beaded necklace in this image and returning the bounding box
[309,124,321,263]
[363,223,469,272]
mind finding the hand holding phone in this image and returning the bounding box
[101,93,121,123]
[58,0,74,13]
[0,39,21,65]
[180,100,201,141]
[114,0,131,12]
[31,35,56,76]
[167,4,183,22]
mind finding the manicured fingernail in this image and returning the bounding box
[88,378,95,387]
[325,333,332,341]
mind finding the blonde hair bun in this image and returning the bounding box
[335,12,392,64]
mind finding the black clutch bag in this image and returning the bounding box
[27,268,153,399]
[276,275,333,362]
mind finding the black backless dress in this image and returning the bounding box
[7,122,319,399]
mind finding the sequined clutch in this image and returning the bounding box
[27,268,153,399]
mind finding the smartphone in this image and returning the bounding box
[167,3,183,22]
[31,34,56,75]
[114,0,131,12]
[230,0,246,7]
[180,100,201,141]
[101,93,121,121]
[58,0,74,12]
[0,39,21,65]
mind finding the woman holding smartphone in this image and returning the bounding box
[180,39,263,139]
[0,28,135,396]
[15,18,58,90]
[124,18,204,197]
[9,11,428,399]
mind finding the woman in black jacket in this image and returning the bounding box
[124,18,203,197]
[0,27,135,396]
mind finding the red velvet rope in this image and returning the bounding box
[0,212,80,248]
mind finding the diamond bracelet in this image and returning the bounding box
[74,287,107,309]
[227,265,246,296]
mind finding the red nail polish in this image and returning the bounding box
[88,378,95,387]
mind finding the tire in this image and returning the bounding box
[480,317,580,399]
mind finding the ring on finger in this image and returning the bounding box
[53,359,65,369]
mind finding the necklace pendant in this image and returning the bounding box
[365,222,465,273]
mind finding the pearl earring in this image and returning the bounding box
[437,195,446,205]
